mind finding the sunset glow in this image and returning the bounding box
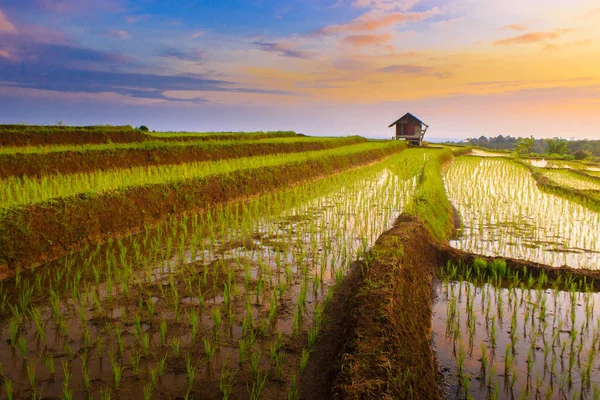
[0,0,599,138]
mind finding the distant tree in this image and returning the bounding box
[545,138,570,155]
[138,125,149,132]
[517,136,535,155]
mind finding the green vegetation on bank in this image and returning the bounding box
[0,135,363,155]
[404,147,455,241]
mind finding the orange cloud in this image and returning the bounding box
[494,29,572,45]
[501,24,527,31]
[377,64,449,78]
[314,7,442,35]
[0,10,17,33]
[342,32,392,46]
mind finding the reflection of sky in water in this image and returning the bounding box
[433,279,600,399]
[445,157,600,269]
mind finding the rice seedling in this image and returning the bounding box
[3,378,12,400]
[172,337,181,358]
[250,350,262,378]
[16,336,27,358]
[109,353,124,389]
[300,348,310,375]
[219,359,235,400]
[204,338,216,363]
[159,320,167,346]
[247,370,268,400]
[288,374,299,400]
[185,353,196,388]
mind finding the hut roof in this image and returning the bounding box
[388,113,429,128]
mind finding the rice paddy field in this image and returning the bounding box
[1,126,599,400]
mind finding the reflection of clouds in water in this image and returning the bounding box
[445,157,600,269]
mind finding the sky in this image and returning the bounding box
[0,0,599,139]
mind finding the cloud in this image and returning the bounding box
[191,30,205,39]
[352,0,419,11]
[544,39,592,52]
[501,24,527,32]
[377,64,448,78]
[0,60,290,102]
[342,32,392,46]
[154,47,206,62]
[154,47,205,62]
[253,41,311,59]
[0,29,128,64]
[465,77,593,89]
[313,7,442,35]
[0,10,17,33]
[494,29,572,45]
[0,49,18,60]
[102,29,130,39]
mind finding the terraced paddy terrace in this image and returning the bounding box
[0,126,599,400]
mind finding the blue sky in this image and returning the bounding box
[0,0,599,138]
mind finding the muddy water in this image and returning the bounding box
[0,152,423,399]
[445,157,600,269]
[433,277,600,399]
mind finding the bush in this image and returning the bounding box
[573,149,591,160]
[138,125,149,132]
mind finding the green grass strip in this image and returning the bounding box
[404,147,455,242]
[0,135,359,155]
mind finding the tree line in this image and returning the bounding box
[462,135,600,159]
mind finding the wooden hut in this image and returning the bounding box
[388,113,428,146]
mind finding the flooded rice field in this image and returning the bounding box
[433,261,600,399]
[0,150,429,399]
[541,170,600,192]
[444,157,600,269]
